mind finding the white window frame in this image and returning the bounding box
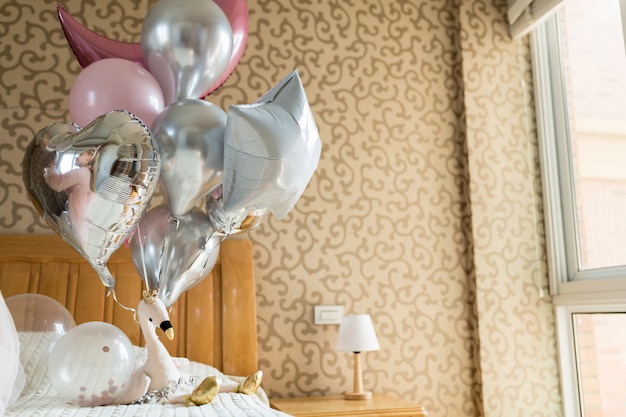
[531,10,626,417]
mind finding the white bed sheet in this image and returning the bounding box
[7,332,291,417]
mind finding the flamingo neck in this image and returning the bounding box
[140,320,162,350]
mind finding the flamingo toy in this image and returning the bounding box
[116,290,186,404]
[115,289,263,405]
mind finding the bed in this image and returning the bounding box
[0,234,290,417]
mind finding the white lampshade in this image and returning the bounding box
[336,314,380,353]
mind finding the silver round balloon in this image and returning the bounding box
[131,204,221,307]
[22,111,161,289]
[141,0,233,104]
[152,99,227,217]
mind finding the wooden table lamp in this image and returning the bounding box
[335,314,380,400]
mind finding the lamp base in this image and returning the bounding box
[344,391,372,400]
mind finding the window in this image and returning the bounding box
[531,0,626,416]
[574,313,626,416]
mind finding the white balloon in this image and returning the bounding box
[5,293,75,336]
[48,322,135,406]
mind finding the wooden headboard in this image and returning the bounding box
[0,234,257,377]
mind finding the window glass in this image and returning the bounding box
[559,0,626,270]
[532,1,626,415]
[573,313,626,417]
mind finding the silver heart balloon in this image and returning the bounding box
[141,0,233,104]
[130,204,221,307]
[152,99,227,217]
[22,111,161,289]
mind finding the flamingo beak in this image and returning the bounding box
[160,320,174,340]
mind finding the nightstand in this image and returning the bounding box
[270,393,428,417]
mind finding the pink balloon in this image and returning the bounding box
[57,1,248,97]
[69,58,165,128]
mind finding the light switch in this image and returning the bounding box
[314,305,344,325]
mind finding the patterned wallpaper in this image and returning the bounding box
[0,0,562,416]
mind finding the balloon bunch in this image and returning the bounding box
[22,0,322,307]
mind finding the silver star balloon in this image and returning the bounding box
[222,70,322,220]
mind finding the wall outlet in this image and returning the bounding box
[314,305,344,325]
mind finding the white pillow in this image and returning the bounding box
[0,291,25,415]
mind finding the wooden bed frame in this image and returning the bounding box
[0,234,257,377]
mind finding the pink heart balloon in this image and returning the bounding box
[22,111,161,289]
[200,0,249,97]
[56,4,144,67]
[56,0,248,97]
